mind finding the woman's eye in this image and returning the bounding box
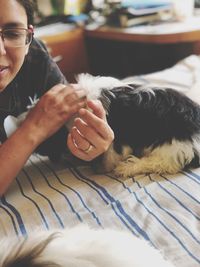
[5,31,22,39]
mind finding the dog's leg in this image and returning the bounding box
[114,154,180,178]
[114,140,195,178]
[100,144,133,172]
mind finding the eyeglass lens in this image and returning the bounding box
[0,29,33,47]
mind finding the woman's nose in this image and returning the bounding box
[0,35,6,55]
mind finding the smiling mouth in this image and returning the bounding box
[0,66,8,72]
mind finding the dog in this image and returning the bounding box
[0,225,175,267]
[75,74,200,177]
[5,74,200,177]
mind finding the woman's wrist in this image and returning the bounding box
[18,121,46,150]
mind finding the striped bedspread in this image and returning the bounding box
[1,55,200,267]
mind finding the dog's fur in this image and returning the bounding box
[77,74,200,176]
[3,76,190,266]
[36,74,200,177]
[0,225,175,267]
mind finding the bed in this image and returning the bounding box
[0,55,200,267]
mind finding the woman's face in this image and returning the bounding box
[0,0,30,92]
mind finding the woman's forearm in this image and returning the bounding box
[0,124,39,196]
[0,84,87,195]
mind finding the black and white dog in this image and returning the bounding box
[72,74,200,177]
[9,74,200,177]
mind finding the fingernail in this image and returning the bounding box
[79,108,86,116]
[70,83,81,90]
[76,90,86,99]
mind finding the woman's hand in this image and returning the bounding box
[67,100,114,161]
[21,84,86,146]
[0,83,87,195]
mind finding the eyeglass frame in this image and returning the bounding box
[0,27,34,48]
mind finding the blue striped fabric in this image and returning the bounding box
[0,154,199,267]
[1,55,200,266]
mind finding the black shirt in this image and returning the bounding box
[0,38,67,142]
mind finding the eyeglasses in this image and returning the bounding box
[0,28,33,48]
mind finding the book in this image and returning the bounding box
[121,0,172,8]
[119,12,161,27]
[106,0,173,27]
[121,0,173,16]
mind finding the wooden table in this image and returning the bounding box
[85,16,200,44]
[85,17,200,77]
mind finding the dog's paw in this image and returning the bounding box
[114,155,140,177]
[114,161,135,178]
[125,155,140,163]
[114,155,147,177]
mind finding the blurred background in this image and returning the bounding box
[34,0,198,25]
[33,0,200,82]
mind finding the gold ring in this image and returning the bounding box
[82,143,92,153]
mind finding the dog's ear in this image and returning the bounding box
[2,234,60,267]
[99,89,116,114]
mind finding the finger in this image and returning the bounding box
[58,86,85,101]
[53,87,87,115]
[67,133,95,161]
[49,83,86,101]
[49,84,78,98]
[73,117,102,146]
[65,99,87,119]
[73,117,114,153]
[70,83,83,91]
[49,83,67,94]
[87,100,106,120]
[71,126,91,151]
[78,109,112,139]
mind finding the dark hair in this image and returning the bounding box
[16,0,36,25]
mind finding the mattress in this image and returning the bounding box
[1,55,200,267]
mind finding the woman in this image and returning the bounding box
[0,0,114,195]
